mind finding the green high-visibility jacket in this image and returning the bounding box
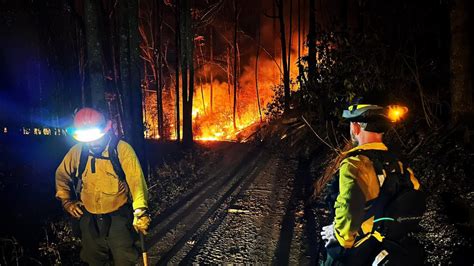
[333,142,420,248]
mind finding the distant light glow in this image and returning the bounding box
[73,128,105,142]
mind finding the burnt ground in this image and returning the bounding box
[0,121,473,265]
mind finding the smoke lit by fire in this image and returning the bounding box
[142,4,308,141]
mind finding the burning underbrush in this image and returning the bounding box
[143,45,301,142]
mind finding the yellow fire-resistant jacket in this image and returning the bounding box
[333,142,420,248]
[55,140,148,214]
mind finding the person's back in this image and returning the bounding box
[321,99,425,265]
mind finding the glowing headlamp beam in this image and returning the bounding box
[387,105,408,122]
[73,128,106,142]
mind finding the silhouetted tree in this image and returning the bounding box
[233,0,239,130]
[175,2,181,142]
[450,0,473,123]
[84,0,106,108]
[307,0,316,87]
[119,0,146,160]
[276,0,291,113]
[179,0,194,146]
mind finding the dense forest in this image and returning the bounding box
[0,0,473,264]
[2,0,471,145]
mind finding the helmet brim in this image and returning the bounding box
[342,105,384,121]
[73,129,107,142]
[70,121,112,142]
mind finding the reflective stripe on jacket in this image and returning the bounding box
[55,140,148,214]
[333,142,420,248]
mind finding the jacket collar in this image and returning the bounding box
[343,142,388,156]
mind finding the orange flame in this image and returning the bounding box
[143,10,308,142]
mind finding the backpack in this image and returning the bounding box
[72,135,126,200]
[325,150,426,265]
[346,150,426,241]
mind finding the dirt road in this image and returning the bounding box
[145,142,322,265]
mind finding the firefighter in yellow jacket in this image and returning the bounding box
[321,99,424,265]
[55,107,150,265]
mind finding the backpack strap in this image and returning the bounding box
[107,135,126,182]
[74,135,127,199]
[345,149,403,242]
[72,143,89,200]
[107,136,131,202]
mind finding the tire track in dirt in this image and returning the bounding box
[146,143,267,264]
[273,153,321,265]
[180,152,297,264]
[176,150,273,264]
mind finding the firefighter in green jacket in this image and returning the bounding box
[55,107,150,265]
[321,99,423,265]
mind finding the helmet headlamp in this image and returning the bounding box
[68,108,112,142]
[342,103,408,133]
[71,127,107,142]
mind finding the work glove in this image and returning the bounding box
[321,223,338,248]
[62,200,84,219]
[133,208,151,235]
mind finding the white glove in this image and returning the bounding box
[321,224,338,247]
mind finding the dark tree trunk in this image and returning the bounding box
[340,0,348,31]
[287,0,293,91]
[233,0,239,130]
[255,8,263,122]
[226,46,232,107]
[307,0,317,85]
[210,27,214,113]
[129,0,145,162]
[179,0,194,147]
[119,0,145,162]
[277,0,291,113]
[297,0,301,60]
[197,38,207,114]
[307,0,325,121]
[175,1,181,142]
[450,0,473,123]
[84,0,106,108]
[157,0,164,139]
[119,1,132,140]
[108,9,125,137]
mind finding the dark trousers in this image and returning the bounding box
[79,206,138,266]
[323,237,424,266]
[322,238,379,266]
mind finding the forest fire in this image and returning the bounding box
[138,0,307,142]
[143,49,304,141]
[144,56,301,141]
[3,0,474,265]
